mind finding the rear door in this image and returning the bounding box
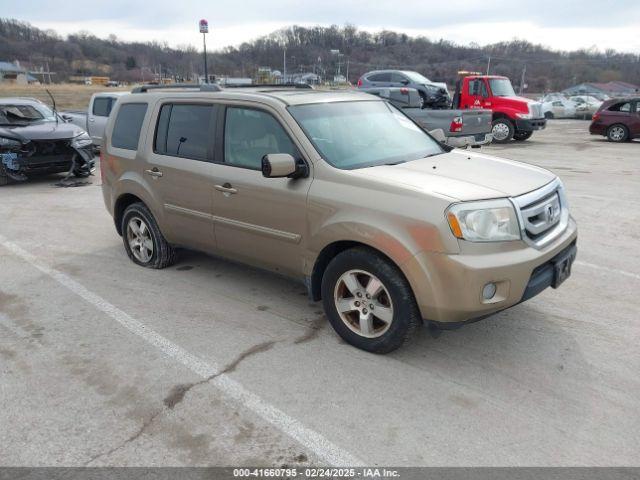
[143,100,218,252]
[208,104,312,277]
[88,95,115,146]
[368,72,392,87]
[632,101,640,136]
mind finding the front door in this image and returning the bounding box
[210,105,312,277]
[144,101,218,252]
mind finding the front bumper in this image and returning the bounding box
[401,217,578,324]
[515,118,547,131]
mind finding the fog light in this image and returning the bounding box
[482,283,497,300]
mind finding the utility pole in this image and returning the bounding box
[199,19,209,83]
[519,64,527,95]
[486,55,491,75]
[283,46,287,84]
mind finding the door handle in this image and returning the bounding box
[145,168,163,178]
[214,183,238,194]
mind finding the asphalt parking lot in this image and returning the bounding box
[1,119,639,467]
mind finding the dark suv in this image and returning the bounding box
[357,70,450,109]
[589,97,640,142]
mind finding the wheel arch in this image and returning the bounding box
[309,240,415,303]
[114,193,144,236]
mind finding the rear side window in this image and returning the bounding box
[368,72,391,82]
[155,104,215,161]
[608,102,631,112]
[111,103,148,150]
[92,97,113,117]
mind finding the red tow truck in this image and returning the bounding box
[452,72,546,143]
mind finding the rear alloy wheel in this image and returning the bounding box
[491,118,515,143]
[607,124,629,142]
[321,247,421,353]
[122,202,176,269]
[513,131,533,141]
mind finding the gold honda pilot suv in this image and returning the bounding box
[101,84,577,353]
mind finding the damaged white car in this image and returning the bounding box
[0,98,96,186]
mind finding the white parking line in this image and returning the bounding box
[0,234,364,467]
[575,260,640,281]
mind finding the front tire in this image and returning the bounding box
[513,131,533,141]
[544,111,554,119]
[0,167,9,186]
[491,118,515,143]
[121,202,176,269]
[321,247,421,353]
[607,124,629,142]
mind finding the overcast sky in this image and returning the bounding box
[3,0,640,53]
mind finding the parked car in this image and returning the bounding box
[357,70,451,109]
[540,95,577,119]
[361,86,493,147]
[0,97,95,186]
[589,97,640,142]
[569,95,603,120]
[102,84,577,353]
[63,92,128,148]
[453,73,546,143]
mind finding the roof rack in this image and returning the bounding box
[131,83,222,93]
[224,83,313,89]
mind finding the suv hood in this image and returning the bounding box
[356,149,556,201]
[0,122,85,142]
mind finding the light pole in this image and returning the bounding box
[199,19,209,83]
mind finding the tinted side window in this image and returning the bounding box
[111,103,148,150]
[607,102,631,112]
[369,73,391,82]
[155,104,214,161]
[224,108,298,170]
[93,97,113,117]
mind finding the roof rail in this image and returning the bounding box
[224,83,313,89]
[131,83,222,93]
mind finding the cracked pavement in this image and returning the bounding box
[1,120,639,466]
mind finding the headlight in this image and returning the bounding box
[446,199,521,242]
[0,137,22,149]
[71,132,93,148]
[515,112,532,119]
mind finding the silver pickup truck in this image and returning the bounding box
[63,92,127,148]
[361,87,493,147]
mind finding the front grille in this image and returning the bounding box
[32,139,73,156]
[513,179,568,248]
[529,102,543,119]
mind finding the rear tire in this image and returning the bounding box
[513,131,533,141]
[606,124,629,142]
[121,202,176,269]
[0,167,9,186]
[491,118,515,143]
[321,247,421,354]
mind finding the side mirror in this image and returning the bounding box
[261,153,307,179]
[61,114,72,122]
[400,79,410,85]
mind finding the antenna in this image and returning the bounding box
[45,88,58,124]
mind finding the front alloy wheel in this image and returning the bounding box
[334,269,394,338]
[491,119,514,143]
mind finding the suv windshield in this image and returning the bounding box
[403,71,431,83]
[0,103,57,125]
[288,101,443,169]
[489,78,516,97]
